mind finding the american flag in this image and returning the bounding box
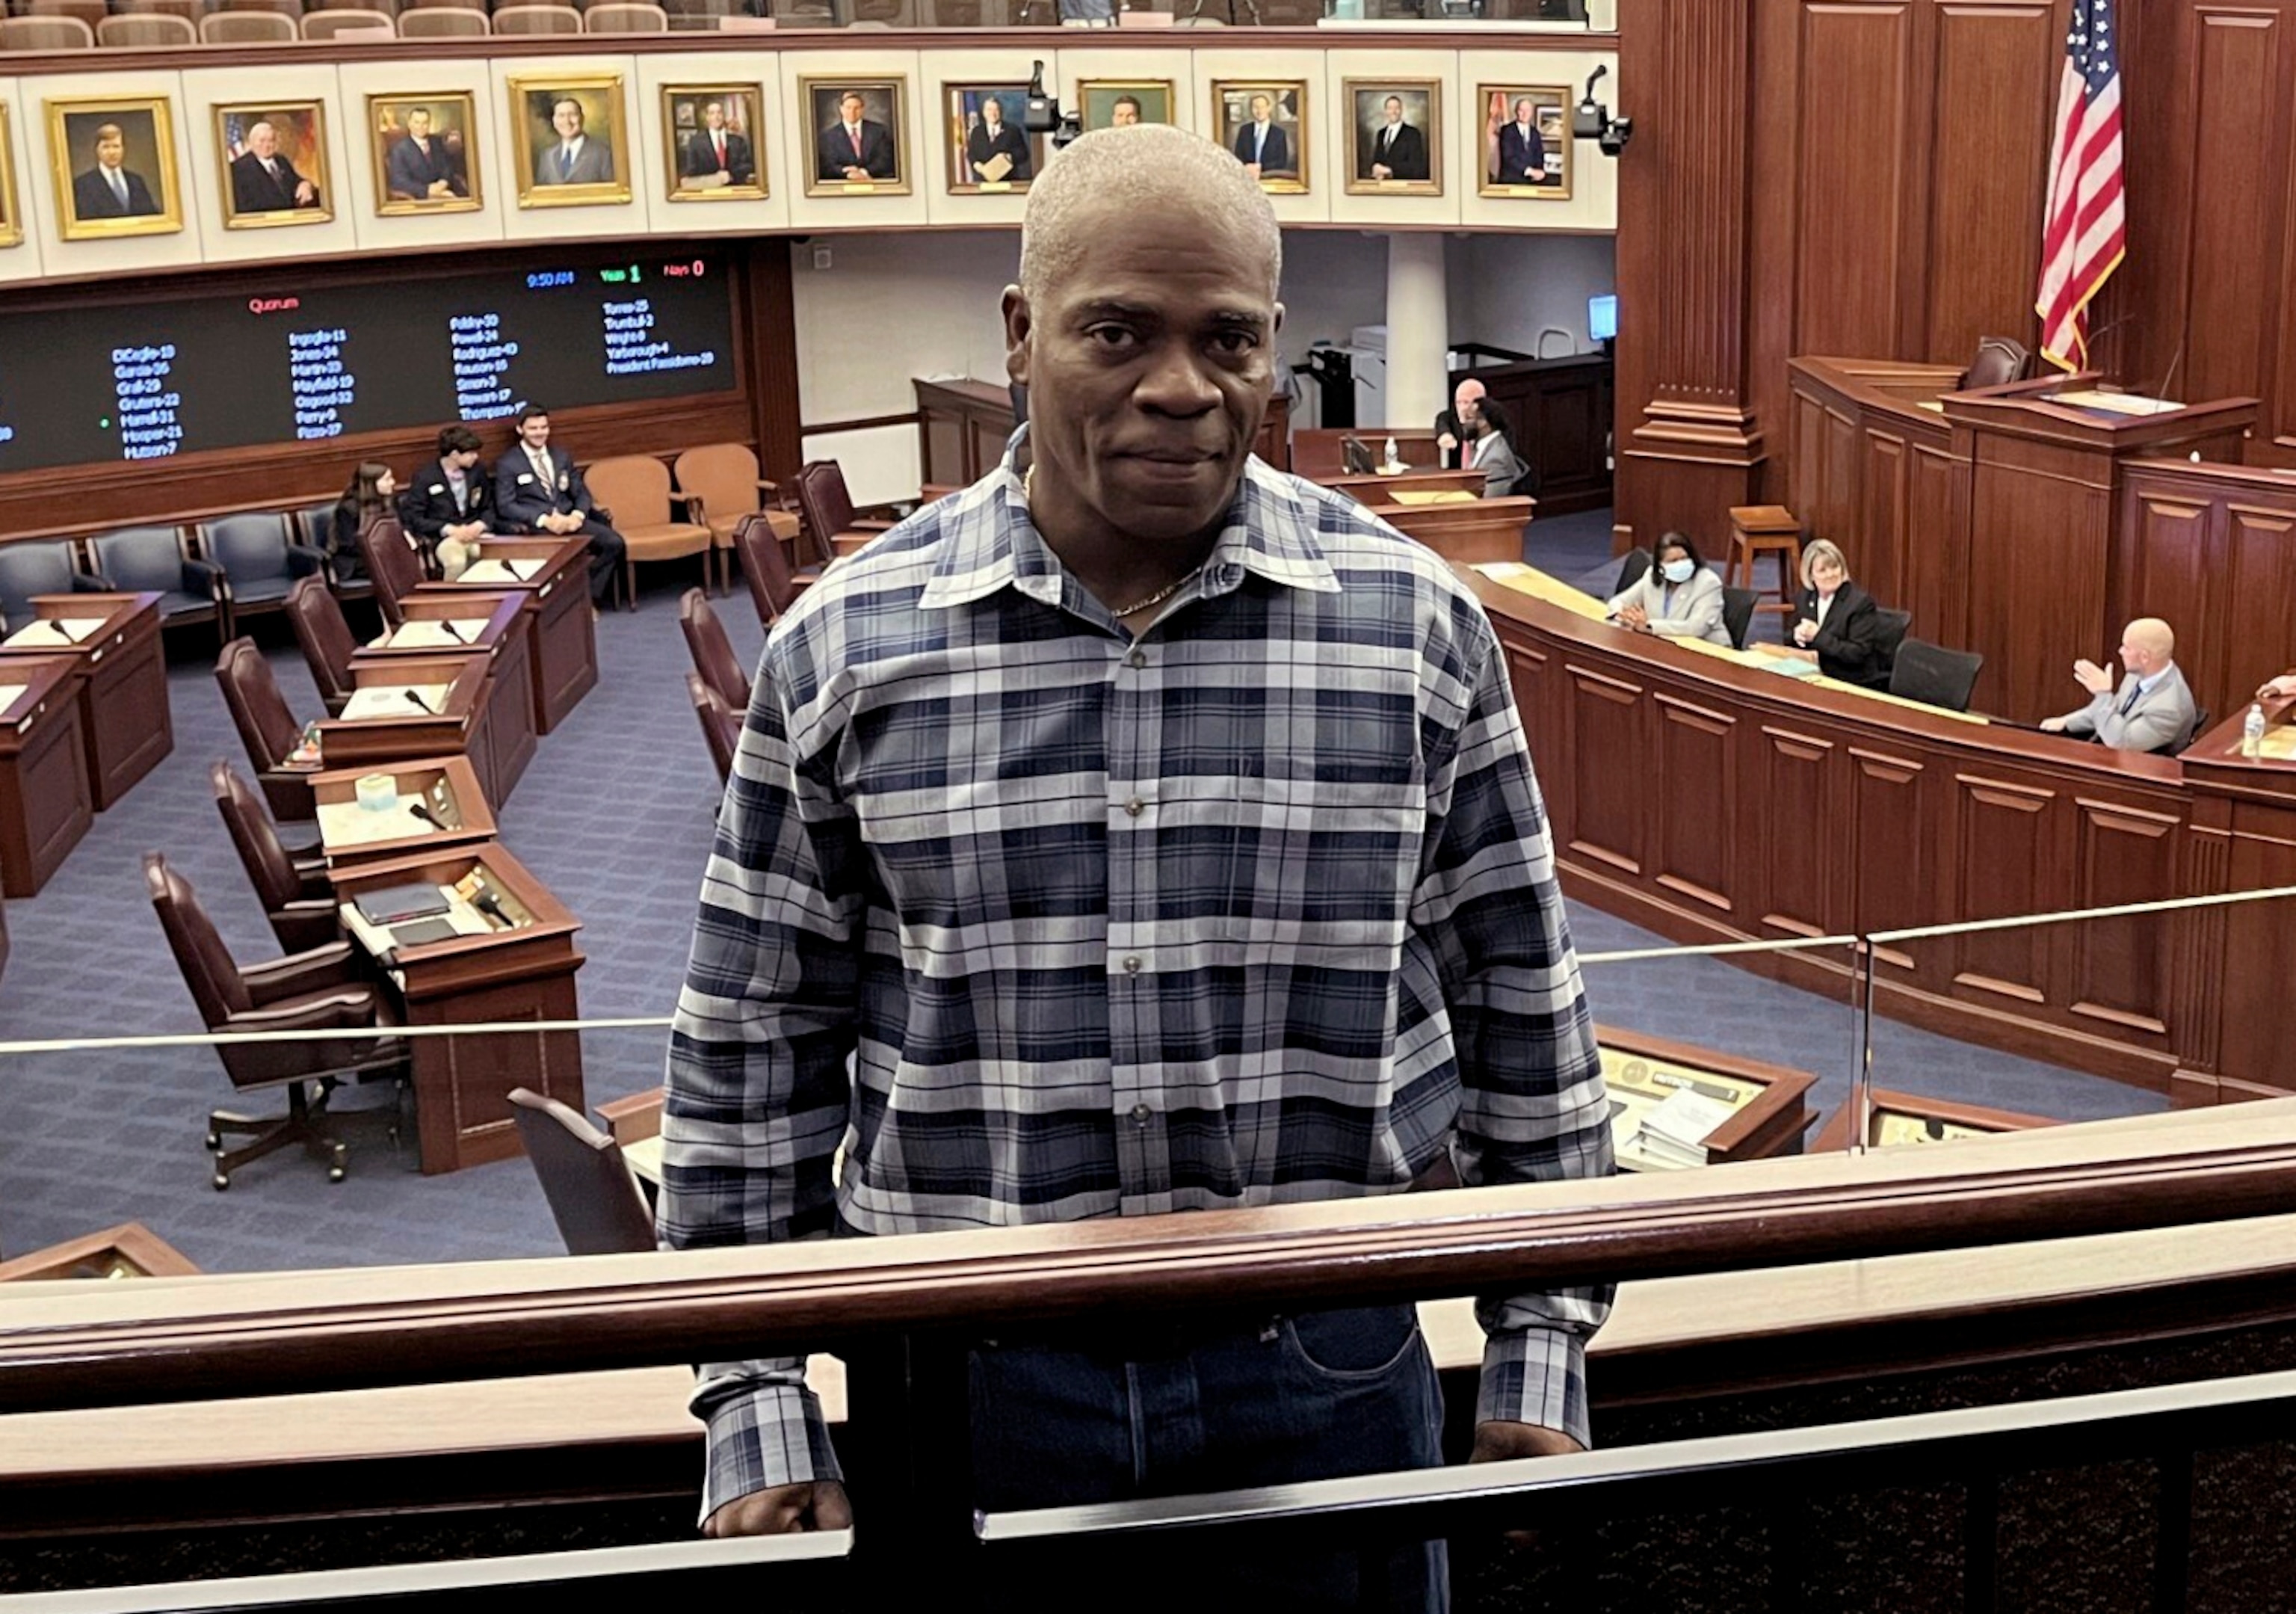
[2035,0,2126,371]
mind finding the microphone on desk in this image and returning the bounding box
[472,888,511,929]
[404,689,435,715]
[407,800,445,831]
[439,619,466,643]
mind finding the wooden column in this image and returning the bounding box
[1614,0,1766,555]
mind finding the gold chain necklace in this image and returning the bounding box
[1025,465,1202,619]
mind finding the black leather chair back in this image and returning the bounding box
[1872,606,1913,667]
[509,1089,659,1256]
[1889,638,1984,713]
[358,514,424,629]
[215,638,306,772]
[0,540,81,630]
[1721,586,1758,652]
[1614,546,1653,597]
[86,526,187,594]
[679,587,749,713]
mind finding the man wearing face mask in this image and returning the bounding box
[1607,531,1730,646]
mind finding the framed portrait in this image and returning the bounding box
[1476,84,1571,200]
[1078,81,1172,133]
[0,104,21,250]
[46,95,183,242]
[214,102,332,230]
[803,78,910,197]
[943,82,1043,194]
[663,84,767,203]
[510,74,632,209]
[1212,80,1307,195]
[368,93,481,216]
[1345,79,1442,197]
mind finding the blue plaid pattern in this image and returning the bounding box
[659,442,1614,1517]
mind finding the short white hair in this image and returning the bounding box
[1020,124,1280,308]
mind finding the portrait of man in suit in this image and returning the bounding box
[1214,81,1305,192]
[374,97,478,215]
[52,101,181,238]
[1479,84,1570,200]
[946,84,1040,194]
[1081,82,1171,132]
[219,106,329,227]
[669,90,763,198]
[1348,81,1439,194]
[809,84,904,193]
[510,76,631,207]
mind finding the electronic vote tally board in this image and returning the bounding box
[0,254,737,473]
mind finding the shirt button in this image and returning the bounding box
[1122,955,1142,975]
[1126,649,1147,670]
[1132,1103,1152,1124]
[1123,796,1145,818]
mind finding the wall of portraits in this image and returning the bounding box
[0,42,1619,285]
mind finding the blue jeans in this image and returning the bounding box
[966,1303,1448,1612]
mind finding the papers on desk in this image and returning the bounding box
[339,683,454,721]
[1747,652,1824,680]
[2050,388,2184,417]
[460,558,544,584]
[1388,489,1479,505]
[339,884,496,963]
[1604,1047,1761,1173]
[0,617,101,650]
[316,794,436,848]
[384,620,492,650]
[2259,727,2296,761]
[1629,1088,1738,1170]
[0,684,26,714]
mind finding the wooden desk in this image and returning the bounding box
[1374,494,1534,565]
[329,844,584,1174]
[0,656,93,898]
[0,1223,200,1283]
[1292,427,1445,481]
[318,652,531,810]
[422,539,596,736]
[309,756,497,869]
[1324,466,1488,504]
[1601,1026,1818,1169]
[0,591,170,811]
[1810,1088,2056,1153]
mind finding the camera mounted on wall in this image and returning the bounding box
[1572,65,1632,157]
[1024,61,1085,153]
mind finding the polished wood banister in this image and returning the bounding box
[7,1102,2296,1414]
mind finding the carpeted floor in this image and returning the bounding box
[0,508,2159,1273]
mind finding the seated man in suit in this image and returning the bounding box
[818,91,896,183]
[1231,93,1290,179]
[1363,95,1430,183]
[72,123,160,220]
[229,121,321,215]
[1494,96,1551,186]
[1780,538,1898,689]
[682,100,756,189]
[2042,617,2198,753]
[536,98,614,188]
[386,106,466,203]
[493,404,627,607]
[400,425,495,578]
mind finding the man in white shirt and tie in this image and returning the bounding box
[680,99,756,190]
[818,90,895,182]
[535,97,614,188]
[1229,93,1290,179]
[493,404,629,608]
[229,121,321,215]
[72,123,161,221]
[1364,93,1428,183]
[1495,96,1550,186]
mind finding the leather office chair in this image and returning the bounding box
[732,510,818,629]
[216,638,319,822]
[211,760,339,953]
[1889,638,1984,713]
[794,461,900,565]
[87,525,226,647]
[285,576,359,718]
[585,455,712,608]
[687,669,741,785]
[201,514,327,639]
[146,854,409,1189]
[1721,586,1759,652]
[357,514,426,630]
[1613,546,1652,597]
[1872,606,1913,671]
[673,443,802,593]
[0,539,105,635]
[1967,336,2035,391]
[679,587,750,714]
[508,1089,659,1255]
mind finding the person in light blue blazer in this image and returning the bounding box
[1607,531,1730,647]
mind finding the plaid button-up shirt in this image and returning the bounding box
[659,443,1613,1517]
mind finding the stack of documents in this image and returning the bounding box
[0,617,101,650]
[460,558,543,585]
[1630,1088,1737,1170]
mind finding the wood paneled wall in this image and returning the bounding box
[1618,0,2296,550]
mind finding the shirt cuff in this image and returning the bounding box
[695,1375,844,1526]
[1474,1322,1592,1451]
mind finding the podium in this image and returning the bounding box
[0,656,93,897]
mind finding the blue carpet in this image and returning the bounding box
[0,511,2158,1274]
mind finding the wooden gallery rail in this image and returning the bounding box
[8,1103,2296,1605]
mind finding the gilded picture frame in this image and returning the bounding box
[1078,79,1172,132]
[1212,79,1309,196]
[0,102,23,250]
[1475,84,1572,201]
[46,94,184,242]
[510,73,634,209]
[1344,78,1442,198]
[663,84,768,204]
[213,100,334,231]
[368,92,482,217]
[802,77,911,198]
[942,81,1043,195]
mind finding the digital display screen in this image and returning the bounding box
[1588,293,1619,343]
[0,255,736,474]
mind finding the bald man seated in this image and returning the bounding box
[2040,617,2199,754]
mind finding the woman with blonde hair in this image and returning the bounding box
[1782,538,1897,689]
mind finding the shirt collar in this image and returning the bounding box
[918,425,1341,615]
[2136,665,2170,695]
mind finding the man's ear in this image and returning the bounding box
[1001,285,1031,387]
[1271,301,1286,342]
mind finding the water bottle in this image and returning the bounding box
[1382,435,1399,470]
[2243,702,2267,759]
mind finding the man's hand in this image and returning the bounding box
[842,164,871,181]
[448,521,484,543]
[294,180,317,206]
[704,1479,853,1538]
[1436,431,1459,454]
[2259,674,2296,700]
[2074,657,2114,695]
[425,179,452,199]
[2040,716,2067,733]
[1469,1420,1585,1464]
[1371,162,1394,181]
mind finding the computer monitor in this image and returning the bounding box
[1341,435,1375,475]
[1589,294,1619,343]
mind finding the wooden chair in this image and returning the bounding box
[679,586,749,714]
[672,442,800,588]
[686,669,740,785]
[492,2,581,30]
[508,1089,659,1255]
[284,576,359,718]
[584,455,712,608]
[794,460,900,564]
[215,638,318,822]
[732,510,818,629]
[210,760,338,953]
[1726,505,1803,620]
[197,7,294,35]
[97,12,197,43]
[583,0,667,25]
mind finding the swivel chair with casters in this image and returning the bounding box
[732,509,819,629]
[688,669,741,785]
[87,525,226,647]
[285,576,359,717]
[211,760,339,953]
[0,539,106,634]
[679,587,750,714]
[145,854,409,1189]
[215,638,319,821]
[508,1088,658,1255]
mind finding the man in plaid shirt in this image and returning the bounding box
[660,123,1611,1607]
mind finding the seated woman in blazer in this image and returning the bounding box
[1782,538,1895,689]
[1606,531,1730,647]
